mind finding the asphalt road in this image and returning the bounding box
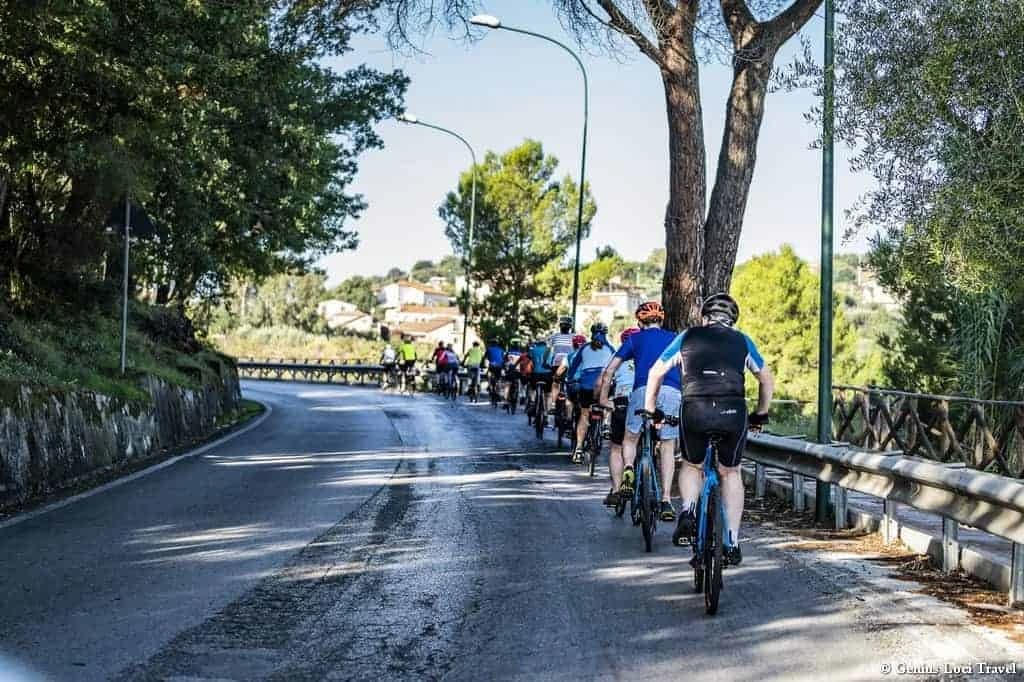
[2,381,1023,681]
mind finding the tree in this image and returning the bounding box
[0,1,406,311]
[814,0,1024,399]
[244,273,329,333]
[441,140,596,341]
[358,0,822,328]
[731,245,881,402]
[331,276,380,314]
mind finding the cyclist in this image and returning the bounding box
[564,324,615,463]
[485,337,505,392]
[603,327,638,507]
[442,343,461,395]
[526,339,550,413]
[504,339,524,407]
[464,341,485,396]
[380,342,398,389]
[555,334,587,433]
[398,336,418,392]
[597,301,681,523]
[432,341,448,393]
[645,293,774,567]
[545,316,576,410]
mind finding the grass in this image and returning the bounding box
[0,302,232,403]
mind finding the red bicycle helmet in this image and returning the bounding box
[572,334,586,349]
[635,301,665,324]
[620,326,640,343]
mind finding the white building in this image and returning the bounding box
[576,289,645,327]
[454,275,491,301]
[382,305,480,349]
[377,280,451,309]
[317,299,375,333]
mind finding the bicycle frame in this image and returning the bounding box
[632,418,663,507]
[695,439,725,556]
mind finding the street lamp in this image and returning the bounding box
[470,14,589,330]
[397,113,477,353]
[816,0,837,524]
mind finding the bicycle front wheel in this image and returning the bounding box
[640,463,655,553]
[587,424,600,477]
[704,485,724,615]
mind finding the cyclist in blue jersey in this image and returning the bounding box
[602,326,638,507]
[645,293,775,566]
[504,340,525,406]
[597,301,681,522]
[564,323,615,463]
[527,339,551,394]
[485,338,505,392]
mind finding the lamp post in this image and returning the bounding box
[470,14,589,329]
[816,0,836,523]
[397,113,477,353]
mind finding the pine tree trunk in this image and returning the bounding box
[703,53,775,296]
[659,36,707,331]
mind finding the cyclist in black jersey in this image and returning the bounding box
[644,293,774,566]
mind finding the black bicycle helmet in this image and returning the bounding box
[700,293,740,325]
[558,315,573,332]
[590,322,609,336]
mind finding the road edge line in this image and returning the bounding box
[0,402,274,531]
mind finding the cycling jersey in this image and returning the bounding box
[399,343,417,362]
[504,350,523,367]
[517,354,533,376]
[381,346,397,364]
[615,327,681,390]
[442,349,460,367]
[566,342,615,390]
[528,343,549,372]
[546,332,574,369]
[658,323,764,399]
[485,345,505,367]
[465,346,485,367]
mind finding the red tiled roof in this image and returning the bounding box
[397,304,458,314]
[395,318,455,334]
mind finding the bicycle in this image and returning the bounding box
[446,368,460,401]
[466,367,482,403]
[487,370,501,408]
[689,431,727,615]
[631,410,679,553]
[553,390,571,449]
[532,381,547,439]
[400,365,417,396]
[504,374,520,415]
[581,405,608,477]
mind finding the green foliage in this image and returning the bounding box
[212,325,433,365]
[441,140,595,341]
[817,0,1024,399]
[330,276,381,315]
[0,1,406,310]
[0,304,228,402]
[731,246,884,402]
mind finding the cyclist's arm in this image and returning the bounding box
[644,359,670,413]
[597,356,622,405]
[743,332,773,415]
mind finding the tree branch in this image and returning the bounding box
[719,0,755,42]
[595,0,664,65]
[766,0,824,44]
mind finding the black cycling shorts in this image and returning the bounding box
[402,360,416,371]
[530,372,552,388]
[610,396,629,445]
[680,397,748,468]
[576,388,596,409]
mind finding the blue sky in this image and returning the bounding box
[319,1,874,286]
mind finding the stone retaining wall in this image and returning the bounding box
[0,361,240,509]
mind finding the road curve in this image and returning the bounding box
[1,380,1021,681]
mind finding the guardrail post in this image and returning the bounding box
[791,473,804,511]
[754,464,766,499]
[832,484,847,530]
[942,517,959,573]
[1011,543,1024,607]
[882,499,898,544]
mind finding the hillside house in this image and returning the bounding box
[317,300,374,333]
[377,280,451,309]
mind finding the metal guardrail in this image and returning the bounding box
[236,359,483,391]
[746,432,1024,604]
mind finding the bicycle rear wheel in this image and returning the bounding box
[587,424,600,477]
[704,485,723,615]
